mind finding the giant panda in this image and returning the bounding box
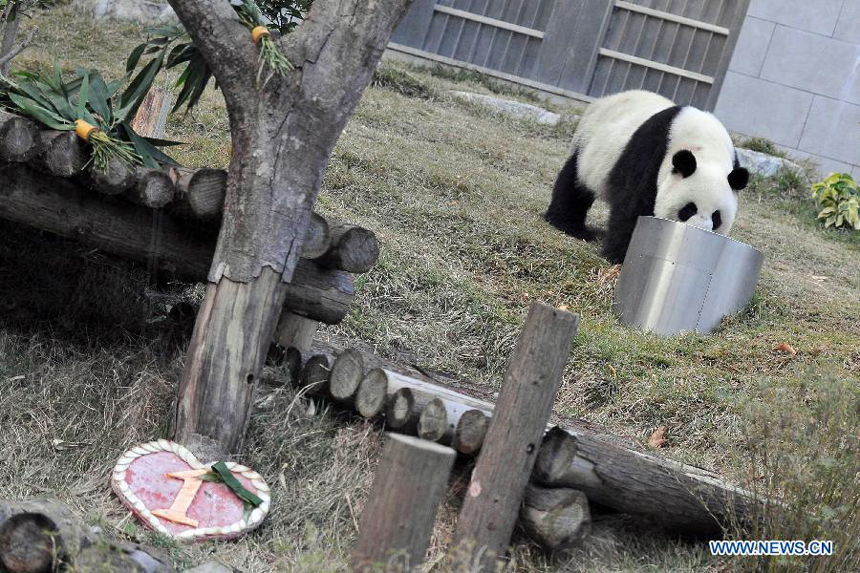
[545,90,749,264]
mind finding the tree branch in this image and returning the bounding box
[166,0,257,107]
[0,25,35,71]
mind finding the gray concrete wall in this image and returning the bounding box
[714,0,860,178]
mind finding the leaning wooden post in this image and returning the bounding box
[453,302,579,568]
[352,434,456,572]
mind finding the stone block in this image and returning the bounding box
[94,0,177,23]
[798,96,860,166]
[728,17,775,77]
[760,27,860,106]
[735,148,800,177]
[450,91,561,125]
[747,0,843,37]
[833,1,860,44]
[714,72,813,147]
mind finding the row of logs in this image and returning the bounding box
[0,162,379,324]
[280,342,762,541]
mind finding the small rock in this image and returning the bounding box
[183,560,234,573]
[94,0,177,23]
[451,91,561,125]
[735,147,801,178]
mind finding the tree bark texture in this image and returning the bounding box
[167,0,413,454]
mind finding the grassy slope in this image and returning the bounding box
[1,3,858,571]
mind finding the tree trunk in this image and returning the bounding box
[167,0,413,455]
[0,6,20,76]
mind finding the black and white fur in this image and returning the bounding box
[545,90,749,263]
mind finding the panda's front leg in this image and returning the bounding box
[601,208,640,264]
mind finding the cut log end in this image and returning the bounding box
[127,168,175,209]
[386,387,415,429]
[322,224,380,273]
[355,369,388,418]
[41,131,88,178]
[417,398,448,442]
[454,409,489,455]
[301,212,332,260]
[329,349,365,402]
[0,513,59,573]
[298,354,332,395]
[520,485,591,550]
[90,157,135,196]
[0,112,40,163]
[533,426,578,484]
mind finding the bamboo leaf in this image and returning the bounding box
[211,461,263,507]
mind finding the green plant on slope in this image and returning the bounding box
[126,0,313,113]
[0,65,177,170]
[811,173,860,230]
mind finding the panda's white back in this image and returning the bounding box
[573,90,675,196]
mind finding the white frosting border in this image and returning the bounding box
[111,439,271,542]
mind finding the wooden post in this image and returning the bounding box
[130,88,171,139]
[453,302,579,567]
[352,434,455,572]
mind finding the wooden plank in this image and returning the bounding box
[434,4,545,39]
[598,48,715,83]
[453,303,579,568]
[352,434,455,572]
[615,1,729,35]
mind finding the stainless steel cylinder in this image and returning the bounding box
[612,217,764,336]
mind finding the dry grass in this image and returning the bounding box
[1,3,858,572]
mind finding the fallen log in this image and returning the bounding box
[291,342,762,537]
[355,369,389,418]
[0,499,172,573]
[0,164,355,324]
[533,427,758,537]
[125,168,176,209]
[519,485,591,550]
[453,409,489,455]
[90,156,136,196]
[318,223,380,273]
[0,111,40,163]
[329,348,365,403]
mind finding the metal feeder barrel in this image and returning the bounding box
[612,217,764,336]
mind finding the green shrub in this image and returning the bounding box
[736,136,787,158]
[811,173,860,230]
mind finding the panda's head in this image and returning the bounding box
[654,149,748,234]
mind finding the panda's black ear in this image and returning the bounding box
[728,167,749,191]
[672,150,697,178]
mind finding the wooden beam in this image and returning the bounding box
[614,1,730,35]
[433,5,545,39]
[597,48,715,84]
[352,434,455,572]
[454,302,579,568]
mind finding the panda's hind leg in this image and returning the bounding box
[544,151,598,241]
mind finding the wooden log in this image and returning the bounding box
[319,223,380,273]
[0,110,40,162]
[533,426,759,537]
[265,344,303,386]
[385,387,415,431]
[167,167,228,221]
[453,409,489,455]
[352,434,456,573]
[298,354,332,396]
[90,156,135,196]
[519,485,591,550]
[126,168,176,209]
[275,312,318,354]
[454,303,579,568]
[0,164,355,324]
[0,499,171,573]
[355,368,389,418]
[417,398,448,442]
[329,348,365,403]
[302,213,332,260]
[39,131,87,178]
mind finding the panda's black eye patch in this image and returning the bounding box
[678,202,697,221]
[712,210,722,230]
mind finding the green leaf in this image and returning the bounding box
[77,71,89,120]
[127,43,147,73]
[119,50,166,122]
[210,461,263,507]
[8,93,71,130]
[87,72,113,125]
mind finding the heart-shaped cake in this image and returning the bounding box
[111,439,271,542]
